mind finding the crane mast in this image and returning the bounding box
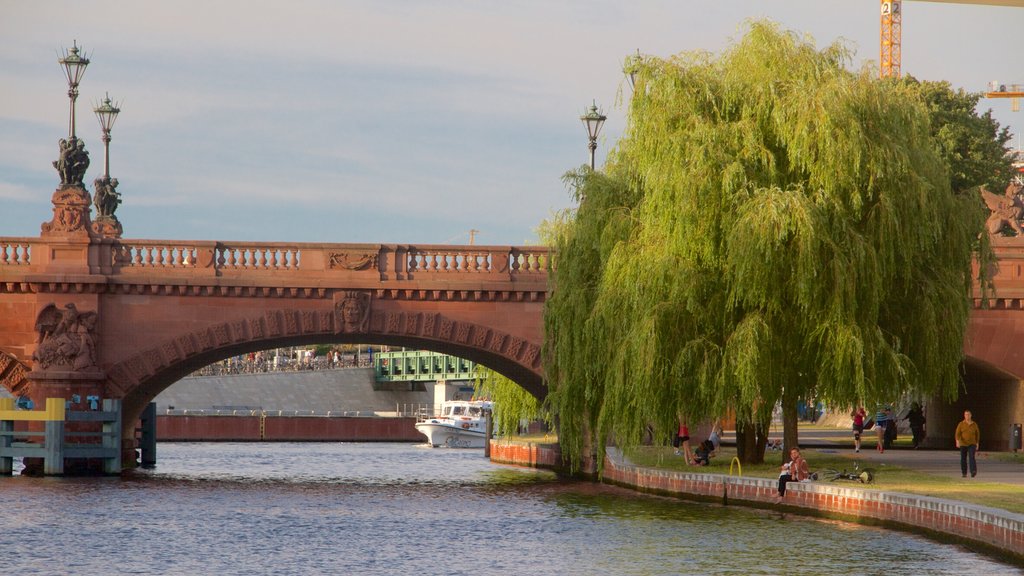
[880,0,1024,80]
[880,1,902,78]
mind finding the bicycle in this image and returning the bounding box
[814,462,875,484]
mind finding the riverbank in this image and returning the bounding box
[490,440,1024,566]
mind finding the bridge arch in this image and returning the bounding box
[108,307,544,437]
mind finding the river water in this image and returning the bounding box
[0,442,1018,575]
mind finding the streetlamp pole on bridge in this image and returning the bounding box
[58,41,90,140]
[92,94,123,236]
[580,101,606,171]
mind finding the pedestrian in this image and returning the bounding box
[905,402,926,449]
[777,447,810,498]
[673,420,693,464]
[851,406,866,453]
[884,407,897,450]
[954,410,981,478]
[874,405,891,453]
[708,422,722,457]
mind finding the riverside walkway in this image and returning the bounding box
[758,424,1024,485]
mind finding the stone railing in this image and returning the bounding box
[0,238,33,266]
[109,240,551,279]
[0,236,551,285]
[111,240,303,271]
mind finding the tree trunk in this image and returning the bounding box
[736,419,766,464]
[782,390,799,463]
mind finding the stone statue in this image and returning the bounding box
[93,176,121,218]
[32,303,99,371]
[981,183,1024,236]
[52,137,90,187]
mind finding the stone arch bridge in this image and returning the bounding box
[4,199,1024,462]
[0,217,548,463]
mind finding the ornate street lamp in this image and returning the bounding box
[58,41,90,139]
[92,94,122,223]
[94,94,120,179]
[580,101,607,170]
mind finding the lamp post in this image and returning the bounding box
[580,101,607,170]
[94,94,120,179]
[91,94,123,226]
[58,41,90,140]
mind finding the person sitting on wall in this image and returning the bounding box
[777,447,809,498]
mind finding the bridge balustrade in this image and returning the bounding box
[0,236,552,282]
[0,238,33,266]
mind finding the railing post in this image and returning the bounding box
[102,399,123,474]
[0,398,12,475]
[43,398,66,475]
[44,426,64,475]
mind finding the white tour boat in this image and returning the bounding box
[415,400,493,448]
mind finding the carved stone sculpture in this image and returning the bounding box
[334,291,370,333]
[981,183,1024,236]
[329,251,378,271]
[31,303,99,371]
[93,176,121,217]
[52,137,90,187]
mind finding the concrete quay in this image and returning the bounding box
[489,440,1024,566]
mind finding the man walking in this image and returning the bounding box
[954,410,981,478]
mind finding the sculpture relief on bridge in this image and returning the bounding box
[329,251,378,271]
[31,303,100,372]
[981,182,1024,236]
[0,352,30,397]
[40,186,91,236]
[335,291,371,333]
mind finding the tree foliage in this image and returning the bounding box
[473,366,547,436]
[901,76,1014,194]
[544,21,992,471]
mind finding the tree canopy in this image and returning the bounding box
[543,21,994,470]
[901,76,1013,194]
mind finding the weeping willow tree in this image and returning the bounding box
[544,21,992,471]
[473,366,548,436]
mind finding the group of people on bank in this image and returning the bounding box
[776,408,981,498]
[852,404,980,477]
[675,405,984,501]
[673,421,721,467]
[850,403,927,454]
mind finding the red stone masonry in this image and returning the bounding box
[490,441,1024,565]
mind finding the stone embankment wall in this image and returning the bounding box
[158,415,425,442]
[489,440,1024,565]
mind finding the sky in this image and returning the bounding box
[1,1,1021,246]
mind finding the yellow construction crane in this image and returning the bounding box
[880,0,1024,79]
[986,82,1023,111]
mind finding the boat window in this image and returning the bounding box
[451,406,464,416]
[469,407,481,417]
